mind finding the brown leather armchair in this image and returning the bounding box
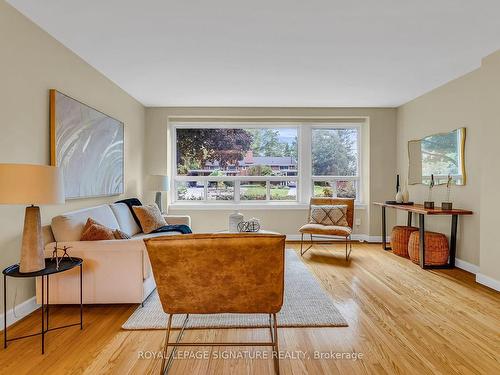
[145,233,286,374]
[299,197,355,260]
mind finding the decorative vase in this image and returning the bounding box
[402,183,410,203]
[228,210,244,232]
[395,188,403,203]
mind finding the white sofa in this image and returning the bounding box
[37,203,191,305]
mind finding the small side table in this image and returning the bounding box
[3,257,83,354]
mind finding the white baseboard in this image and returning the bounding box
[285,234,390,243]
[476,273,500,292]
[0,296,39,331]
[455,258,479,274]
[364,235,391,243]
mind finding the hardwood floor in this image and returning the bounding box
[1,243,499,375]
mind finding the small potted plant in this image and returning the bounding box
[441,175,453,210]
[424,174,435,209]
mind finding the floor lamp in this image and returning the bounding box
[0,164,64,273]
[148,175,169,214]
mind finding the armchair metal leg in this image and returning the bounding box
[345,236,352,261]
[300,233,304,255]
[160,314,172,374]
[160,313,279,375]
[270,313,280,375]
[300,233,313,256]
[160,314,189,375]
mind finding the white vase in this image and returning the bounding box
[228,210,244,232]
[402,184,410,203]
[395,189,403,203]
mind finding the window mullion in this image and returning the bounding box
[300,125,312,203]
[235,180,240,203]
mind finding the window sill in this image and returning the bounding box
[169,202,367,211]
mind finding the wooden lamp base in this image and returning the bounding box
[19,205,45,273]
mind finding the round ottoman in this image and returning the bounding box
[408,231,449,266]
[390,226,419,257]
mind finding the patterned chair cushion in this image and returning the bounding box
[309,205,349,227]
[299,223,352,236]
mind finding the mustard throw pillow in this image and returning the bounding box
[132,205,167,234]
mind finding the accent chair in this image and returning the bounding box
[145,233,286,374]
[299,197,355,260]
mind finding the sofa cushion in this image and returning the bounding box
[51,205,121,242]
[110,203,142,236]
[132,205,167,234]
[131,231,182,240]
[114,229,131,239]
[80,223,116,241]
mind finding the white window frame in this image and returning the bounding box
[169,119,364,209]
[310,124,362,203]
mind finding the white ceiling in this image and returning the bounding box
[7,0,500,107]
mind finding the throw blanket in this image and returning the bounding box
[151,225,192,235]
[115,198,192,235]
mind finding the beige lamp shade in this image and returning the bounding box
[148,174,169,192]
[0,164,65,205]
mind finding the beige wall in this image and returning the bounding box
[396,69,481,265]
[145,107,397,237]
[396,49,500,288]
[0,1,145,310]
[478,51,500,287]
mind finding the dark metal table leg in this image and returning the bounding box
[449,215,458,268]
[46,275,49,330]
[382,206,391,250]
[80,264,83,330]
[41,275,44,354]
[407,212,412,227]
[3,274,6,349]
[419,214,426,269]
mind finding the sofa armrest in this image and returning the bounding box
[163,214,191,227]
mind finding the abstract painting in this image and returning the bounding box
[50,90,124,199]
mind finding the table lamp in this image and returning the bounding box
[0,164,65,273]
[148,175,169,214]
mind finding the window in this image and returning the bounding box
[171,121,362,205]
[174,125,299,203]
[311,127,360,200]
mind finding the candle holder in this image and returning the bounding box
[441,175,453,210]
[424,174,435,209]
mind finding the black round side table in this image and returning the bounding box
[3,257,83,354]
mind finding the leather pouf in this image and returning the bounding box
[408,231,449,266]
[390,226,419,258]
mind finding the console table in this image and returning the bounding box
[373,202,473,269]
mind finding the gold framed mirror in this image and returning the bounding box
[408,127,466,186]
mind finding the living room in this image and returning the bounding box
[0,1,499,374]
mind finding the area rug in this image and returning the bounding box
[122,250,348,329]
